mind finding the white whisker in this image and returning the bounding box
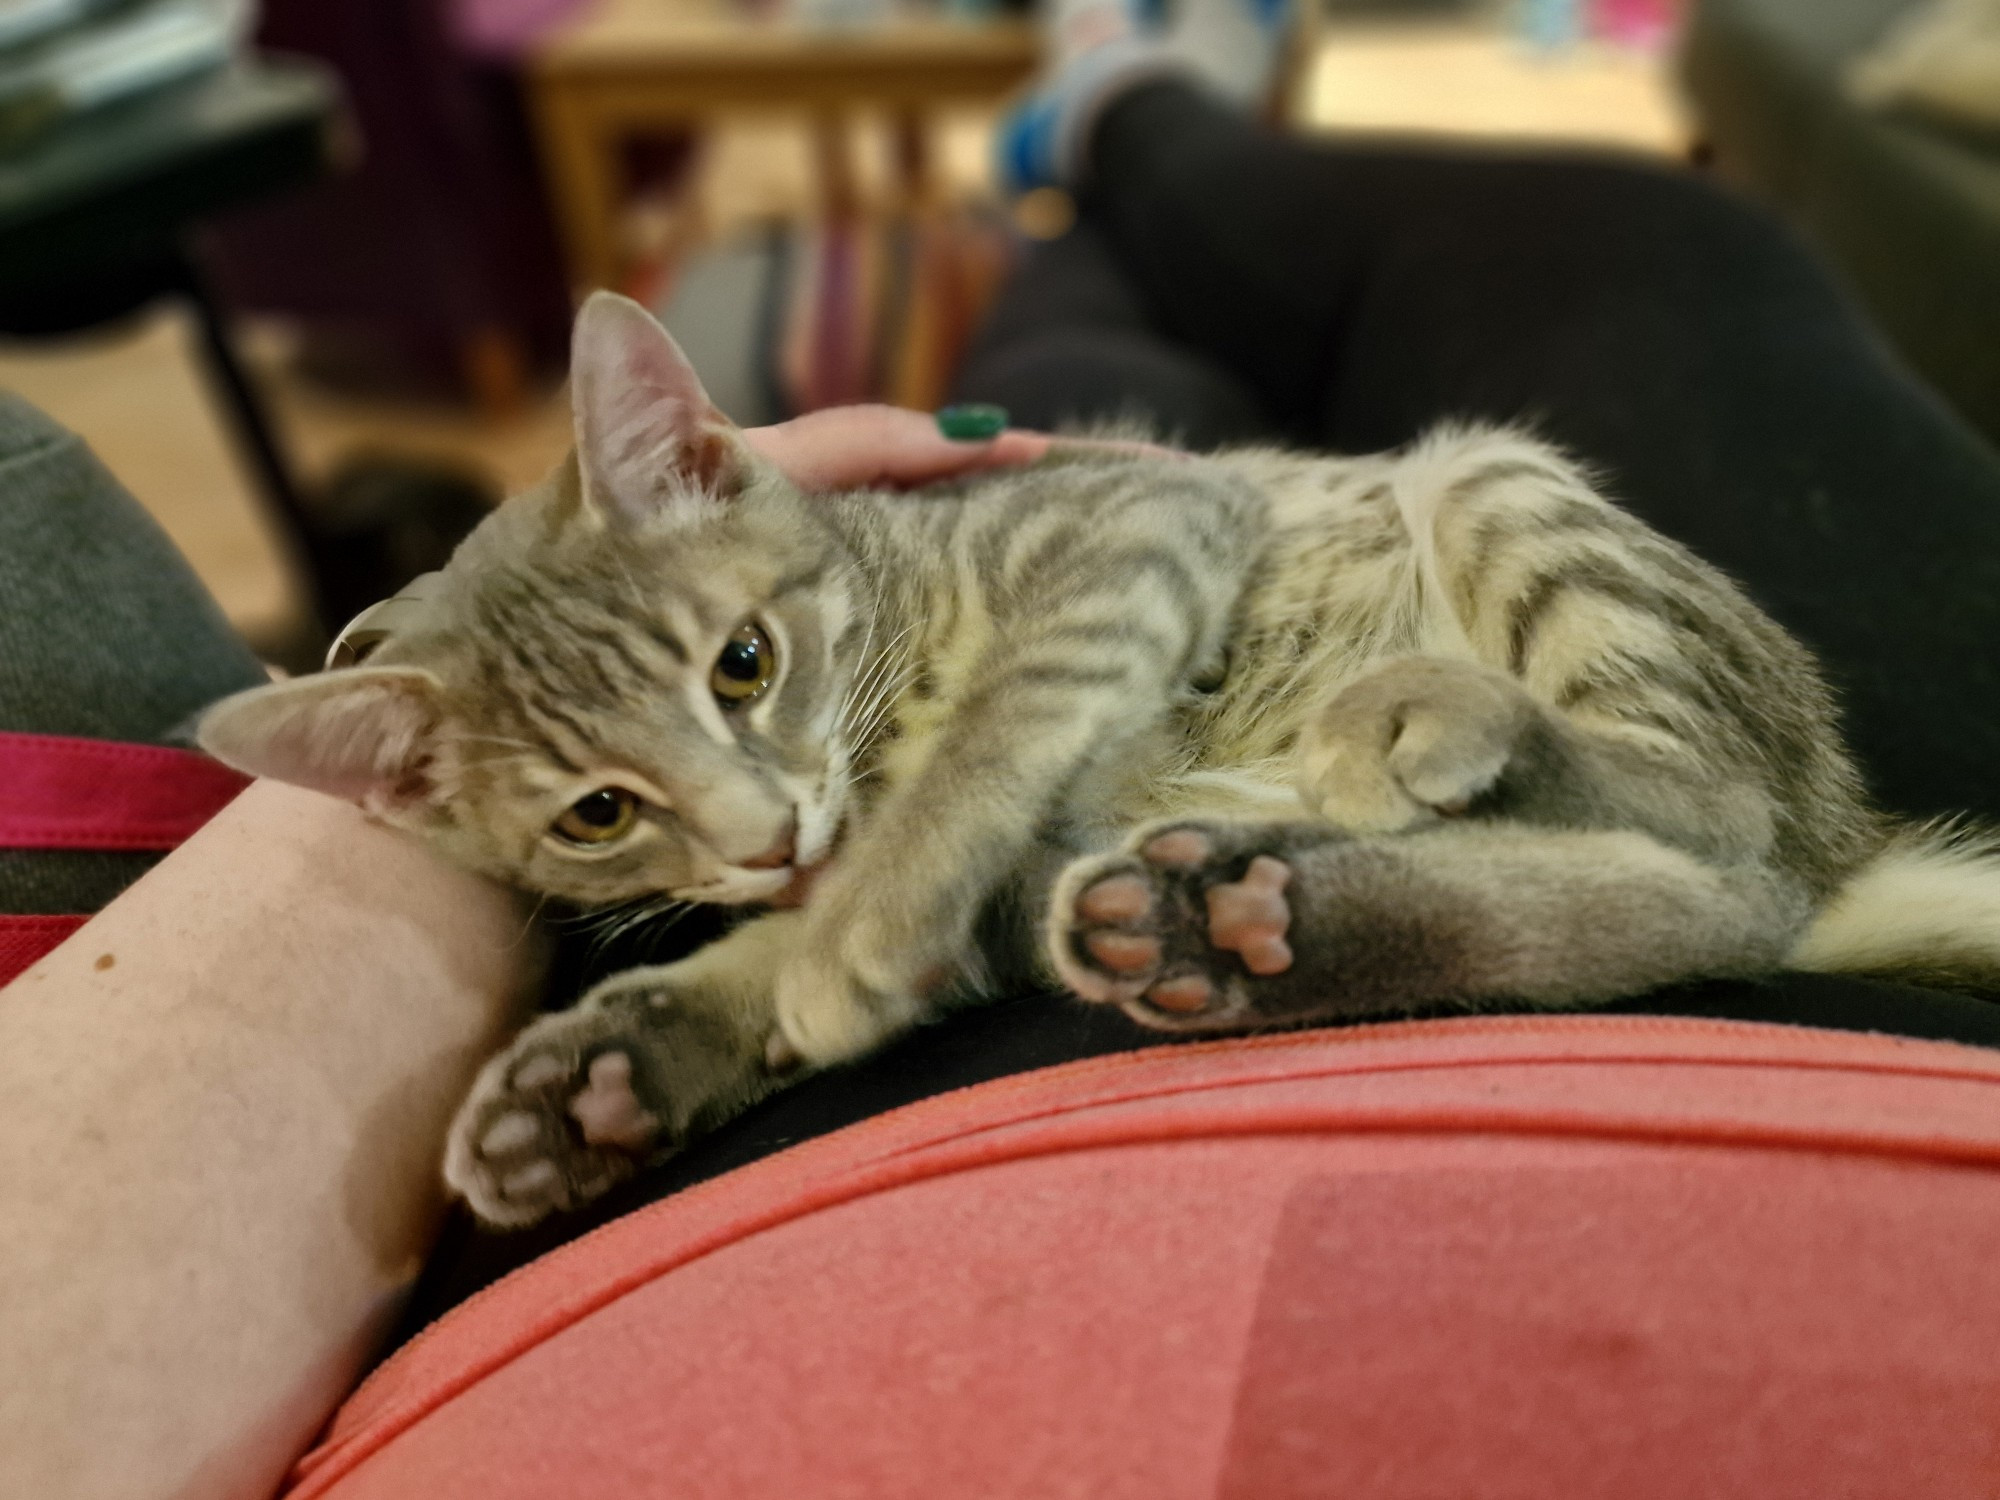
[578,891,699,957]
[508,892,552,950]
[444,733,545,753]
[837,617,916,749]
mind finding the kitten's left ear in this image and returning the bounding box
[197,668,446,817]
[570,290,738,528]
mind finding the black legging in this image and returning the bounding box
[959,81,2000,826]
[406,85,2000,1327]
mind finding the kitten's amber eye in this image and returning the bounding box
[553,787,639,845]
[711,621,775,705]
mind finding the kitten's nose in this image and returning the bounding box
[739,816,797,870]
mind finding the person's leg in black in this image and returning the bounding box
[0,392,267,915]
[952,220,1278,449]
[984,77,2000,1018]
[1070,80,2000,825]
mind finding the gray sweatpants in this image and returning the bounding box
[0,392,264,913]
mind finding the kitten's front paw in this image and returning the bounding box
[444,1007,667,1228]
[1298,656,1540,834]
[445,965,779,1228]
[1049,819,1341,1032]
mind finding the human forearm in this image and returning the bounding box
[0,401,1053,1500]
[0,780,539,1500]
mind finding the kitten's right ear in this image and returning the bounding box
[197,668,444,815]
[570,290,736,528]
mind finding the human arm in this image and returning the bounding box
[0,403,1053,1500]
[740,404,1172,489]
[0,781,540,1500]
[741,403,1051,488]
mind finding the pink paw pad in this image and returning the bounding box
[1146,974,1214,1014]
[1086,931,1162,973]
[1143,829,1213,869]
[1204,855,1294,976]
[567,1052,660,1150]
[1077,874,1153,923]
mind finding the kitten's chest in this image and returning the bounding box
[870,591,998,793]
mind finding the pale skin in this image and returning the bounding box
[0,408,1052,1500]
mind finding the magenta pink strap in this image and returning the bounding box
[0,914,88,986]
[0,730,248,850]
[0,730,251,985]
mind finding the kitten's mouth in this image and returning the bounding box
[768,857,832,909]
[764,813,846,908]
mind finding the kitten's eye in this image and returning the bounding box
[711,621,775,706]
[552,787,639,845]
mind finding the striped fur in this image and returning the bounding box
[199,298,2000,1226]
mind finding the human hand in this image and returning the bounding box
[740,404,1184,492]
[741,404,1051,491]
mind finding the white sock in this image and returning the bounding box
[1048,0,1139,67]
[1006,0,1290,190]
[1164,0,1291,107]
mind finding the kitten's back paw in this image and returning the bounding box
[1049,820,1337,1032]
[445,1009,670,1229]
[1298,656,1538,834]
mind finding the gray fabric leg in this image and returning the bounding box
[0,392,266,913]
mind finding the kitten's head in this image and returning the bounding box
[201,293,869,909]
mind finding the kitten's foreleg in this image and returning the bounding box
[774,688,1180,1065]
[778,469,1260,1066]
[445,912,803,1226]
[1050,818,1803,1032]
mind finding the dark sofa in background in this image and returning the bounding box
[1681,0,2000,448]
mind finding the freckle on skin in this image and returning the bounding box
[94,953,115,972]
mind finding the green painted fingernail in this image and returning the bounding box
[936,403,1009,441]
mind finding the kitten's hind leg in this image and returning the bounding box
[1049,820,1804,1032]
[445,913,802,1227]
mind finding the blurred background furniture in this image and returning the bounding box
[204,0,588,419]
[0,56,346,632]
[1680,0,2000,447]
[0,2,1699,647]
[528,0,1038,295]
[528,0,1038,411]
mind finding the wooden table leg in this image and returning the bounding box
[803,109,869,409]
[460,325,530,422]
[809,107,862,223]
[530,77,625,295]
[889,106,935,215]
[885,106,938,409]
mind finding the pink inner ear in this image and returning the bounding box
[277,687,435,805]
[572,293,737,523]
[679,420,736,491]
[199,672,441,809]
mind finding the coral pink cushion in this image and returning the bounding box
[290,1016,2000,1499]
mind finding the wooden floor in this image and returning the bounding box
[0,18,1680,642]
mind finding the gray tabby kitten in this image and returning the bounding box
[201,293,2000,1228]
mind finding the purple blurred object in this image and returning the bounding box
[203,0,589,394]
[1591,0,1677,50]
[450,0,592,57]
